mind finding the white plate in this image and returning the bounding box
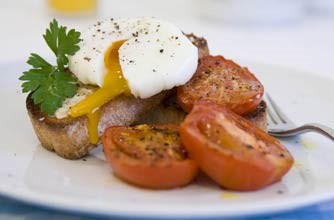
[1,61,334,219]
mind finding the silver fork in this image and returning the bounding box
[264,93,334,141]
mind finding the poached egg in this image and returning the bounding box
[63,17,198,144]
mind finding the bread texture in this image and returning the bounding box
[27,93,167,159]
[136,96,267,131]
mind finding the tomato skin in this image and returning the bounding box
[102,125,198,189]
[177,55,264,115]
[180,100,294,191]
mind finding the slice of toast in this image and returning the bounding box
[135,96,267,131]
[27,92,167,159]
[26,33,209,160]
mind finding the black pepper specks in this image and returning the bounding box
[160,49,164,53]
[84,57,91,62]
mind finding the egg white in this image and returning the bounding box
[68,17,198,98]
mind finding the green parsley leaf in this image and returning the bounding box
[19,19,81,116]
[43,19,81,70]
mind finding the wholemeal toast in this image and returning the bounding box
[26,32,267,160]
[27,92,167,159]
[135,94,267,131]
[26,33,209,159]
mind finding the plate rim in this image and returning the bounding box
[0,184,333,219]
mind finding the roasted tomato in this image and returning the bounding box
[179,100,294,191]
[177,55,264,115]
[102,124,198,189]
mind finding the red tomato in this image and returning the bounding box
[102,124,198,189]
[179,100,294,191]
[177,55,264,115]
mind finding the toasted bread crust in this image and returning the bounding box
[27,94,91,159]
[27,93,167,159]
[186,33,210,58]
[136,96,267,131]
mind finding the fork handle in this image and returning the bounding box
[269,123,334,141]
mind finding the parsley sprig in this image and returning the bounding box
[19,19,81,116]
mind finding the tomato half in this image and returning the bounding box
[177,55,264,115]
[179,100,294,191]
[102,124,198,189]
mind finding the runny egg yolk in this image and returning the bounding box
[68,40,130,144]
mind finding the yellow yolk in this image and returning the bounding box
[86,109,101,144]
[69,40,130,144]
